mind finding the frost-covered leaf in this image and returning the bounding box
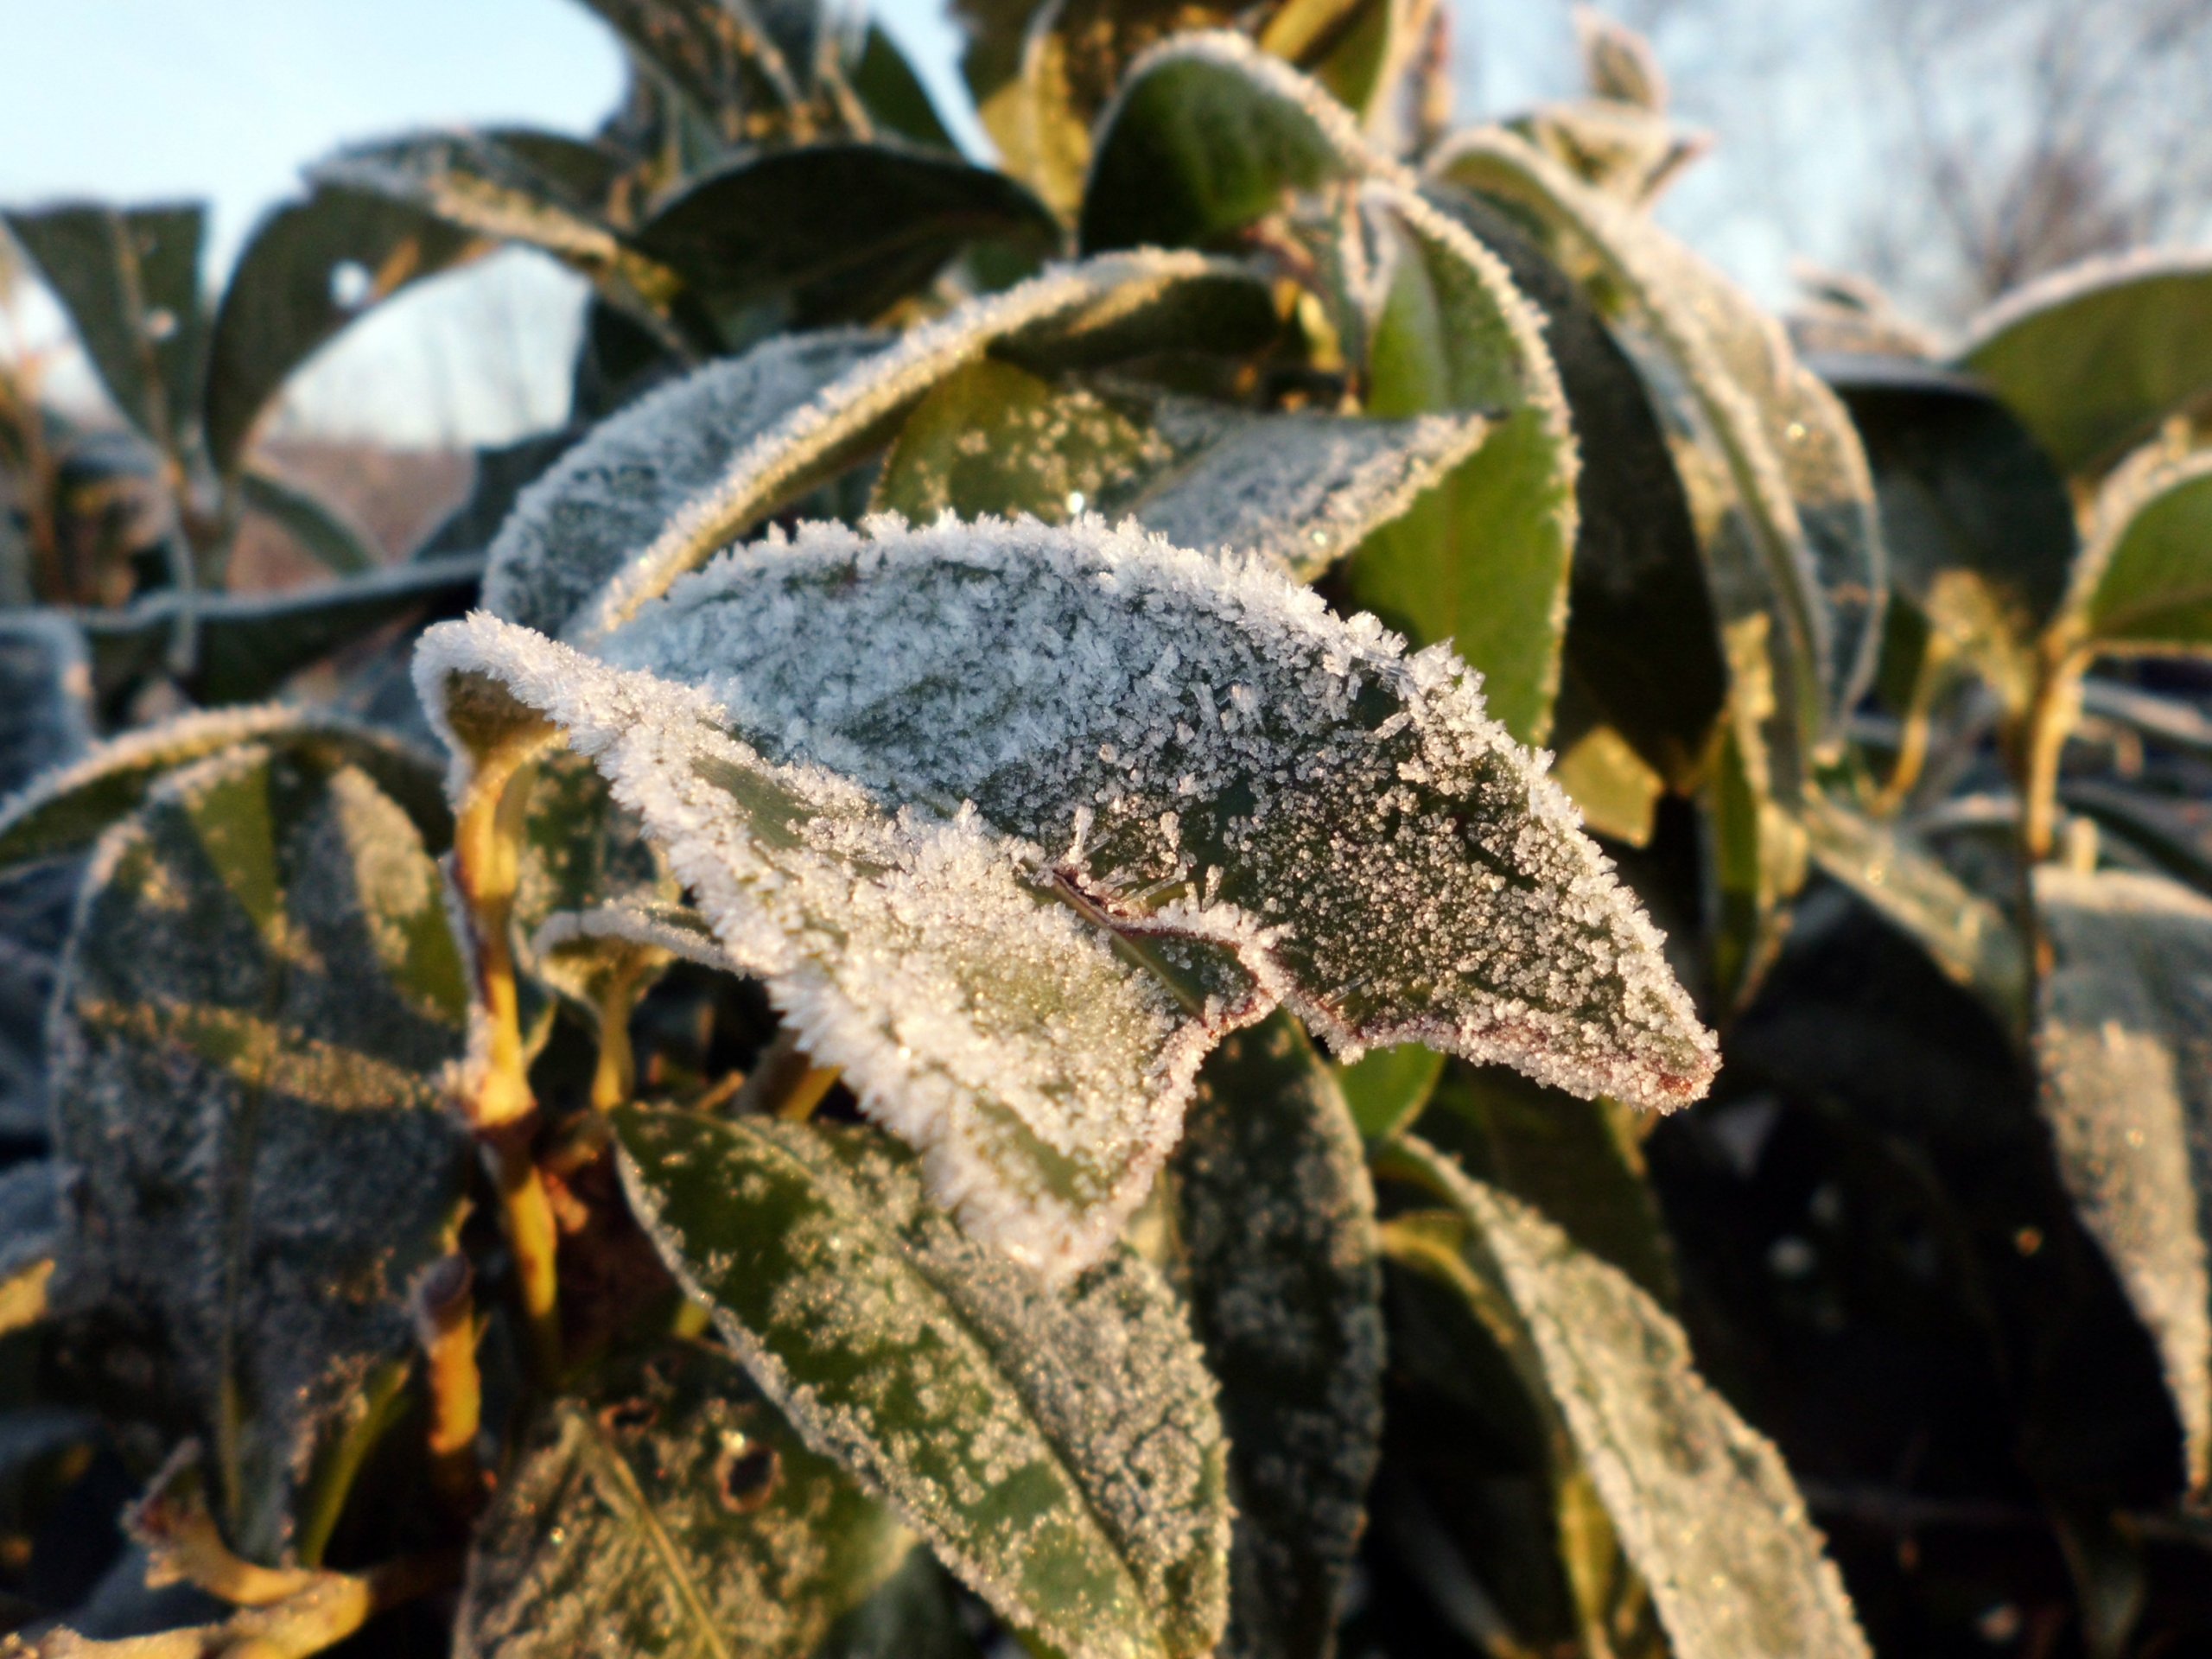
[1379,1134,1872,1659]
[238,467,381,576]
[869,355,1491,578]
[456,1341,912,1659]
[204,188,480,479]
[491,251,1266,646]
[3,204,205,463]
[0,705,448,877]
[1171,1012,1382,1659]
[1956,249,2212,476]
[77,553,484,706]
[1802,793,2029,1031]
[1573,6,1667,111]
[633,146,1058,334]
[1816,356,2075,704]
[2065,448,2212,661]
[418,517,1714,1267]
[485,331,886,636]
[1343,181,1580,744]
[48,744,472,1560]
[1504,99,1708,211]
[307,131,683,327]
[1081,33,1381,257]
[613,1108,1231,1659]
[1432,128,1885,779]
[2032,865,2212,1491]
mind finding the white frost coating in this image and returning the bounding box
[596,514,1712,1105]
[1130,406,1493,578]
[1955,245,2212,359]
[2033,866,2212,1491]
[0,702,438,868]
[529,899,743,977]
[565,249,1234,649]
[420,516,1717,1271]
[481,330,887,636]
[1091,29,1416,197]
[416,614,1232,1278]
[1416,1141,1874,1659]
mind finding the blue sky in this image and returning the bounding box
[0,1,1601,444]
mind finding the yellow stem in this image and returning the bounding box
[588,973,644,1113]
[453,750,542,1133]
[731,1027,841,1121]
[411,1255,483,1518]
[488,1127,563,1380]
[451,743,563,1376]
[2019,653,2082,863]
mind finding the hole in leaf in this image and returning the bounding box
[715,1439,779,1513]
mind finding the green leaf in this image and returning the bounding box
[1377,1135,1873,1659]
[204,188,480,480]
[1253,0,1400,120]
[1172,1013,1382,1658]
[419,517,1714,1267]
[48,743,472,1560]
[76,552,484,707]
[1553,724,1662,846]
[1816,356,2075,709]
[544,251,1276,646]
[869,355,1491,576]
[1801,792,2030,1032]
[613,1108,1231,1659]
[1332,1042,1443,1142]
[0,705,449,876]
[1955,249,2212,476]
[2032,865,2212,1492]
[238,466,380,576]
[851,25,960,153]
[633,146,1058,338]
[1080,33,1374,257]
[456,1340,912,1658]
[3,203,206,464]
[1432,129,1885,783]
[2066,448,2212,660]
[306,131,685,328]
[1342,182,1580,744]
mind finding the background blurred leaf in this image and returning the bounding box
[48,743,471,1561]
[2068,448,2212,661]
[1955,251,2212,477]
[3,204,206,467]
[204,189,481,480]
